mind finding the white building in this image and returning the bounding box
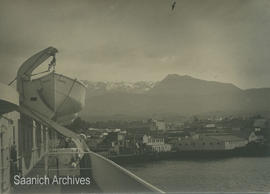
[205,124,215,128]
[248,131,264,143]
[143,135,171,152]
[150,119,166,131]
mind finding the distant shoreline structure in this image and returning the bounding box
[108,143,270,165]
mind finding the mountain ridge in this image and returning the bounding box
[80,74,270,121]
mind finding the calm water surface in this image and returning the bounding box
[125,157,270,192]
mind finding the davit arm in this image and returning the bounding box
[16,47,58,95]
[17,47,58,80]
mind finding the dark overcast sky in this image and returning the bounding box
[1,0,270,89]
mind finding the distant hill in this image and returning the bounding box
[80,74,270,121]
[149,74,241,95]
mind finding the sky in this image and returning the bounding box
[0,0,270,89]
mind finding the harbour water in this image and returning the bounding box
[125,157,270,193]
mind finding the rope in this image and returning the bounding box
[8,77,17,86]
[31,70,50,77]
[8,55,56,85]
[54,77,77,119]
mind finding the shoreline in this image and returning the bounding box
[108,143,270,165]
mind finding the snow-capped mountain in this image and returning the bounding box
[80,74,270,121]
[83,80,156,96]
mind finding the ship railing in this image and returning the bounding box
[0,166,10,194]
[48,150,165,193]
[19,106,164,193]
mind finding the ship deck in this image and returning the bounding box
[12,157,101,194]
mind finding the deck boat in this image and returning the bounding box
[16,47,86,125]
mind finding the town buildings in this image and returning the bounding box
[81,116,269,157]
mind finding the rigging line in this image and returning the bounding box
[31,70,50,76]
[0,115,14,124]
[30,55,55,77]
[23,52,54,77]
[8,55,55,86]
[54,78,77,118]
[8,77,17,86]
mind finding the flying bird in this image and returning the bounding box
[171,1,176,11]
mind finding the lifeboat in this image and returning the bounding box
[16,47,86,125]
[32,72,86,124]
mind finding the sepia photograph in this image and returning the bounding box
[0,0,270,193]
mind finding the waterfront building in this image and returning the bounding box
[150,119,167,131]
[205,124,216,128]
[99,130,130,155]
[175,134,248,151]
[248,131,265,143]
[253,119,268,130]
[142,135,171,152]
